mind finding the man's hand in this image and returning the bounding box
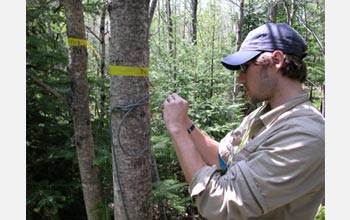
[162,93,192,133]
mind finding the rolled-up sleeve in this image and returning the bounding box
[189,165,218,197]
[188,163,266,220]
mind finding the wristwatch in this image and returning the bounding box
[187,123,195,134]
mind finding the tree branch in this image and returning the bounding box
[297,15,325,55]
[27,72,69,108]
[85,25,102,43]
[225,0,241,8]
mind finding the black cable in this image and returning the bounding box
[109,93,152,220]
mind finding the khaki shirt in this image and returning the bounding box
[188,91,325,220]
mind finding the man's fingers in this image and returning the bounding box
[166,94,176,102]
[167,93,182,102]
[171,93,181,99]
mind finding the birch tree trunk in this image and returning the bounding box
[108,0,152,219]
[61,0,103,220]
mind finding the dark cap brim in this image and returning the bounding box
[220,50,262,70]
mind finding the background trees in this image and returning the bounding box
[26,0,325,219]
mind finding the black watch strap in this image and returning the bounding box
[187,123,195,134]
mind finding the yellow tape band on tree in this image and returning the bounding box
[68,38,88,46]
[109,66,149,77]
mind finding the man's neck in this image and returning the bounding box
[269,79,303,109]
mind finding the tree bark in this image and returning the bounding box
[60,0,103,220]
[268,0,279,23]
[166,0,174,55]
[108,0,152,219]
[232,0,244,102]
[165,0,177,91]
[99,3,107,121]
[209,3,216,100]
[236,0,244,50]
[191,0,198,45]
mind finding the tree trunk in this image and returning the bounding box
[99,3,107,121]
[191,0,198,45]
[268,0,278,23]
[236,0,244,51]
[233,0,245,102]
[151,157,168,220]
[108,0,152,219]
[289,0,296,25]
[209,3,216,100]
[60,0,103,220]
[166,0,174,55]
[165,0,177,91]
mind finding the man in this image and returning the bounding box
[162,23,325,220]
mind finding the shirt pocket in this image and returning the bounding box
[233,135,267,163]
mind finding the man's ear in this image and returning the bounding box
[271,50,285,69]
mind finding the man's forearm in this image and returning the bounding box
[161,93,219,181]
[184,120,220,168]
[169,127,206,183]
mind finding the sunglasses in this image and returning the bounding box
[238,52,264,73]
[239,62,254,73]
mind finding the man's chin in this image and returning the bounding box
[243,90,261,105]
[244,92,255,104]
[247,95,260,106]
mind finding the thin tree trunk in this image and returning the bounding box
[60,0,103,220]
[191,0,198,45]
[166,0,174,54]
[233,0,245,102]
[289,0,296,25]
[151,157,168,220]
[99,3,107,121]
[108,0,152,219]
[268,0,279,23]
[209,3,216,100]
[165,0,177,91]
[236,0,244,51]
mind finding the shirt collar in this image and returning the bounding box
[259,91,310,127]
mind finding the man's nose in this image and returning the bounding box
[237,72,246,84]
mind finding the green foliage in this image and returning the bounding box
[315,206,325,220]
[243,2,268,32]
[151,135,182,180]
[152,179,191,213]
[27,0,325,219]
[83,0,107,15]
[27,188,71,220]
[90,200,114,220]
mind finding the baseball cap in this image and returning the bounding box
[221,23,308,70]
